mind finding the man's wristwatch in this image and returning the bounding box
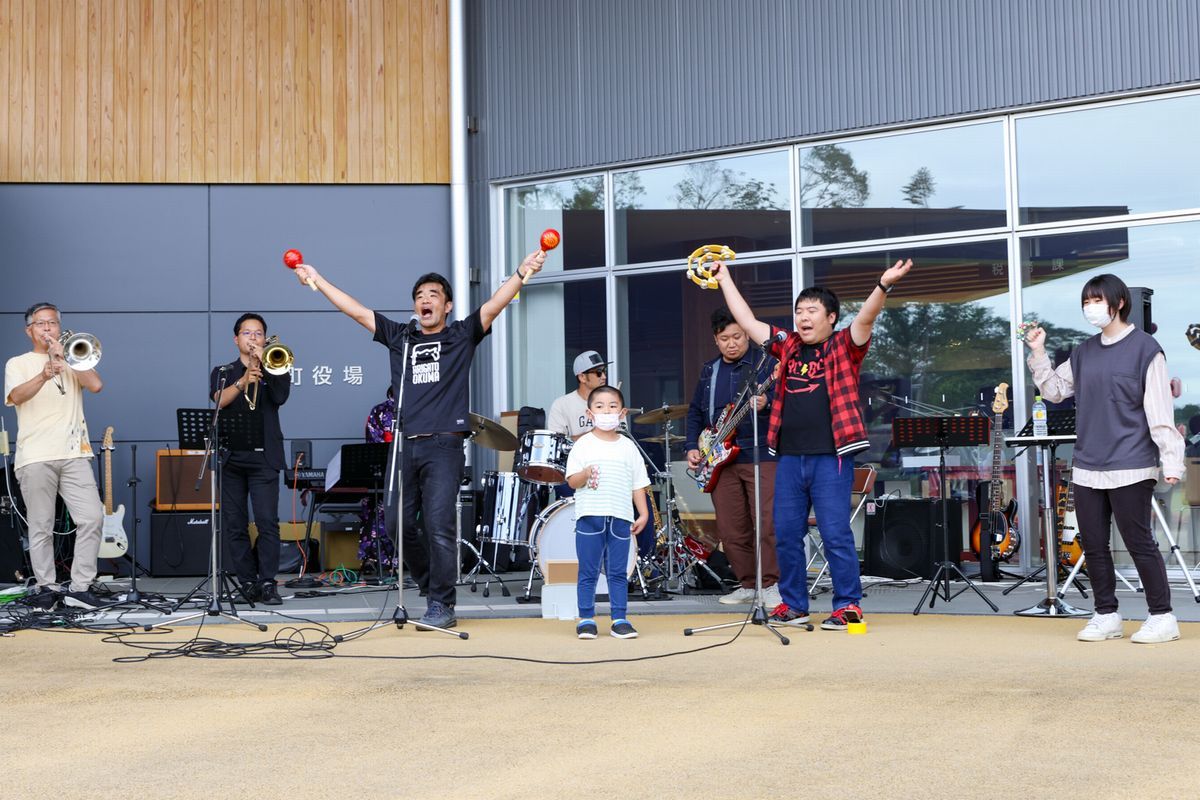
[877,280,893,294]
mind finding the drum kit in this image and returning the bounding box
[461,403,726,601]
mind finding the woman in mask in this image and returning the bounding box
[1024,273,1184,644]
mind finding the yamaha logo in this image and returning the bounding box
[187,517,209,525]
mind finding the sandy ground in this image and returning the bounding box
[3,612,1199,800]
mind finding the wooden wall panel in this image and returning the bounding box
[0,0,449,183]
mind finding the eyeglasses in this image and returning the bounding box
[27,320,59,329]
[586,367,607,377]
[239,330,265,339]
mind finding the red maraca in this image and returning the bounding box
[283,248,317,291]
[519,228,561,285]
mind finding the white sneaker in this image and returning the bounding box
[1131,612,1180,644]
[1077,612,1123,642]
[761,584,782,608]
[718,586,755,605]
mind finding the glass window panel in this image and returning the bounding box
[1021,221,1200,560]
[808,241,1012,502]
[505,176,606,274]
[614,152,791,265]
[1017,94,1200,224]
[615,262,793,470]
[507,279,607,410]
[800,123,1006,246]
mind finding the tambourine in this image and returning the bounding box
[686,244,736,290]
[1187,323,1200,352]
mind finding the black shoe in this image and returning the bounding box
[260,581,282,605]
[62,589,107,611]
[22,586,59,611]
[234,581,262,604]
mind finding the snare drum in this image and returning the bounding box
[478,471,530,545]
[514,429,571,485]
[531,498,636,594]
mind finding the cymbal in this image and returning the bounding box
[633,404,688,425]
[638,434,684,448]
[467,413,518,451]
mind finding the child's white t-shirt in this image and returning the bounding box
[565,432,650,523]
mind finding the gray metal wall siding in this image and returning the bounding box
[470,0,1200,181]
[1,184,450,566]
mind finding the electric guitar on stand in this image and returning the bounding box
[1056,467,1083,567]
[970,384,1020,567]
[689,371,777,493]
[99,427,129,559]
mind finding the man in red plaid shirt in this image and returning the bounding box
[714,258,912,630]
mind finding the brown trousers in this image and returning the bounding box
[709,460,779,587]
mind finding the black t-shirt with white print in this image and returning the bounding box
[373,309,489,436]
[777,339,836,456]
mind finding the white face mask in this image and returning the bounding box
[1082,303,1114,328]
[592,412,622,431]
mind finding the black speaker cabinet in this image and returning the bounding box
[0,511,28,584]
[863,498,962,580]
[150,512,214,577]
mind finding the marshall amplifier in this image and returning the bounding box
[150,511,214,577]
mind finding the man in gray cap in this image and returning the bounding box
[547,350,610,440]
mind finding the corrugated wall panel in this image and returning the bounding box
[470,0,1200,181]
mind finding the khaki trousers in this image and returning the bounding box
[16,458,104,592]
[709,460,780,588]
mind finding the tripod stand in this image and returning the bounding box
[897,416,999,615]
[111,442,170,613]
[684,346,806,644]
[147,402,267,632]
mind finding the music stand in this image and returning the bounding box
[337,443,389,584]
[893,416,999,615]
[1005,410,1090,618]
[147,404,267,632]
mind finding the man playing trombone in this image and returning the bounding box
[4,302,106,611]
[210,313,291,605]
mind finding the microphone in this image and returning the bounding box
[407,314,420,334]
[761,330,787,348]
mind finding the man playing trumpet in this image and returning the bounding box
[4,303,106,611]
[210,313,291,605]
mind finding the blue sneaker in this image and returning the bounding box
[610,619,638,639]
[576,619,598,639]
[416,600,456,630]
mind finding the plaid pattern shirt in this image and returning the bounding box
[767,326,870,457]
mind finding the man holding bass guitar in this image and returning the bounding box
[685,308,780,607]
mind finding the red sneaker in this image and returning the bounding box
[821,603,863,631]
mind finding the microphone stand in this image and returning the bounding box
[363,320,466,639]
[148,371,266,632]
[685,337,808,643]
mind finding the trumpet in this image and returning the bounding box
[47,330,102,395]
[245,335,294,411]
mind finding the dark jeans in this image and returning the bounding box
[221,451,281,585]
[1072,479,1172,615]
[400,434,465,607]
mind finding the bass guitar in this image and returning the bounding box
[1056,467,1083,567]
[970,383,1020,562]
[99,427,129,559]
[689,369,777,493]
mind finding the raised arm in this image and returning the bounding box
[850,258,911,347]
[292,263,376,334]
[713,263,771,346]
[480,250,545,331]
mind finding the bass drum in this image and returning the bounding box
[532,498,636,595]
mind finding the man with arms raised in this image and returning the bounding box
[714,259,911,630]
[293,254,544,630]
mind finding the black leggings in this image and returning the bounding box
[1072,480,1171,615]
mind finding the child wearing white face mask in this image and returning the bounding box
[1024,273,1185,645]
[564,385,651,639]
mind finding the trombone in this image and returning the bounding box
[245,335,294,411]
[48,330,102,395]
